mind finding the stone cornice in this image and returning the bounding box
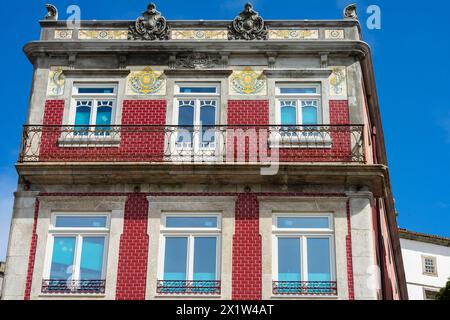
[23,40,370,63]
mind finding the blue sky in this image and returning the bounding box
[0,0,449,260]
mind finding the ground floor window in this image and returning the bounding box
[272,215,337,296]
[158,214,221,295]
[42,214,109,294]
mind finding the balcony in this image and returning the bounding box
[41,279,106,295]
[272,281,337,296]
[156,280,221,295]
[19,124,365,163]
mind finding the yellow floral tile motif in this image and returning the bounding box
[325,30,345,40]
[78,29,128,40]
[171,29,228,40]
[269,29,319,40]
[127,67,166,95]
[329,67,347,98]
[230,68,267,95]
[54,29,73,40]
[47,67,65,96]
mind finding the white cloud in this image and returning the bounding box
[0,168,17,261]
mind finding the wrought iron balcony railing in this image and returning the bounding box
[41,279,106,294]
[272,281,338,296]
[19,124,365,163]
[156,280,221,295]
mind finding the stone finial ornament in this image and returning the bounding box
[344,4,358,20]
[128,3,170,40]
[228,3,268,40]
[44,4,58,20]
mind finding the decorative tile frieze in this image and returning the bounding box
[54,29,73,40]
[79,29,128,40]
[171,29,228,40]
[329,67,347,99]
[229,68,267,95]
[325,29,345,40]
[47,67,65,96]
[126,67,166,95]
[269,29,319,40]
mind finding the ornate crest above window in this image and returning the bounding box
[128,3,170,40]
[228,3,268,40]
[172,53,222,69]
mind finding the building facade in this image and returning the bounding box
[2,3,407,300]
[400,229,450,300]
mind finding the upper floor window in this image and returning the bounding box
[422,256,437,276]
[276,84,322,126]
[158,213,221,295]
[42,214,110,295]
[272,214,337,296]
[174,83,220,150]
[70,84,117,135]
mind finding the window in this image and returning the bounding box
[174,83,220,151]
[71,84,117,136]
[276,84,322,126]
[422,256,437,276]
[272,214,337,296]
[42,214,109,294]
[424,289,438,300]
[158,214,221,295]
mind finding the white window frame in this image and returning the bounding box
[272,213,336,289]
[158,213,222,292]
[422,255,438,276]
[275,83,323,125]
[43,213,110,286]
[172,83,221,155]
[69,83,118,129]
[271,83,332,148]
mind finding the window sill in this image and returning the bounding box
[58,136,120,148]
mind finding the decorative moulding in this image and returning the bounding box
[47,66,65,96]
[128,3,170,40]
[228,3,268,40]
[329,66,348,99]
[229,67,267,95]
[325,30,345,40]
[171,29,228,40]
[79,29,128,40]
[126,67,166,95]
[170,52,223,69]
[54,29,73,40]
[268,29,319,40]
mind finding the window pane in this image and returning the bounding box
[277,217,329,229]
[281,106,297,125]
[55,216,107,228]
[78,87,115,94]
[307,238,331,281]
[80,237,105,280]
[164,237,188,280]
[96,107,112,126]
[50,237,76,280]
[200,104,216,126]
[75,106,91,126]
[280,87,317,94]
[179,87,217,94]
[193,237,217,281]
[278,238,301,281]
[166,217,218,228]
[302,106,318,125]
